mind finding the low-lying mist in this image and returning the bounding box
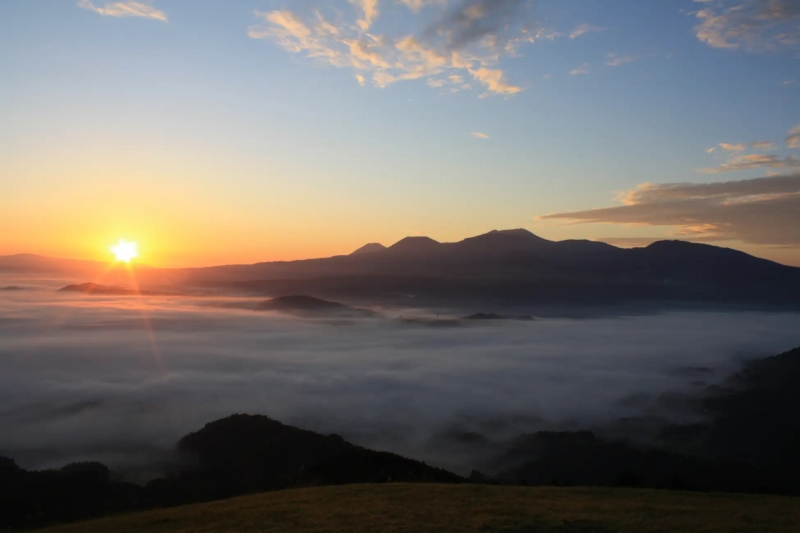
[1,276,799,478]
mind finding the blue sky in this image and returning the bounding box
[1,0,799,266]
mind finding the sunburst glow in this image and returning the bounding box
[110,239,138,263]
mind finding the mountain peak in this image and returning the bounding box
[351,243,387,256]
[454,229,553,253]
[388,236,443,253]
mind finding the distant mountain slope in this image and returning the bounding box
[350,243,387,255]
[200,231,800,308]
[0,254,105,275]
[8,230,800,309]
[255,295,375,317]
[59,283,174,297]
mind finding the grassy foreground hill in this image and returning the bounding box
[36,483,800,533]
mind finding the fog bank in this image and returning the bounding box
[1,276,798,477]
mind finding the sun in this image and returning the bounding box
[110,239,138,263]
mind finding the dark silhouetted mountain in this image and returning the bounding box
[10,230,800,309]
[496,345,800,494]
[255,295,375,317]
[387,236,443,254]
[351,243,387,255]
[701,346,800,480]
[0,458,146,529]
[0,415,460,528]
[207,232,800,309]
[464,313,534,321]
[167,414,461,501]
[59,283,174,297]
[451,229,554,256]
[494,431,768,493]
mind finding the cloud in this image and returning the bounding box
[788,125,800,149]
[569,23,603,39]
[605,53,635,66]
[719,142,746,152]
[398,0,447,13]
[247,0,547,96]
[471,131,489,139]
[701,154,800,173]
[77,0,167,21]
[540,173,800,246]
[570,63,589,75]
[707,147,717,153]
[1,285,798,476]
[351,0,379,31]
[693,0,800,52]
[752,141,775,150]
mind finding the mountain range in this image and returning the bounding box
[3,229,800,310]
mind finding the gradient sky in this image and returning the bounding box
[1,0,799,267]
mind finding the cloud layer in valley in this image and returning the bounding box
[1,281,798,477]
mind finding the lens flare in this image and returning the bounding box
[110,239,138,263]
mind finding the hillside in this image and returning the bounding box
[35,484,800,533]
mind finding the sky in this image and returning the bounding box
[1,0,799,267]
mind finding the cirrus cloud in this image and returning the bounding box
[77,0,167,21]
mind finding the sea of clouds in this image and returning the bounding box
[1,275,799,478]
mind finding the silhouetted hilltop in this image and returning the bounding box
[496,345,800,494]
[255,295,375,317]
[351,243,387,255]
[387,236,443,253]
[169,415,461,500]
[702,346,800,477]
[464,313,534,321]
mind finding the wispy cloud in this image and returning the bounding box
[693,0,800,52]
[788,125,800,149]
[605,53,635,67]
[471,131,489,139]
[569,23,603,39]
[570,63,589,75]
[398,0,447,13]
[752,141,775,150]
[701,154,800,173]
[77,0,167,21]
[719,142,746,152]
[540,174,800,246]
[247,0,561,96]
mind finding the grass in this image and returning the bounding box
[36,484,800,533]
